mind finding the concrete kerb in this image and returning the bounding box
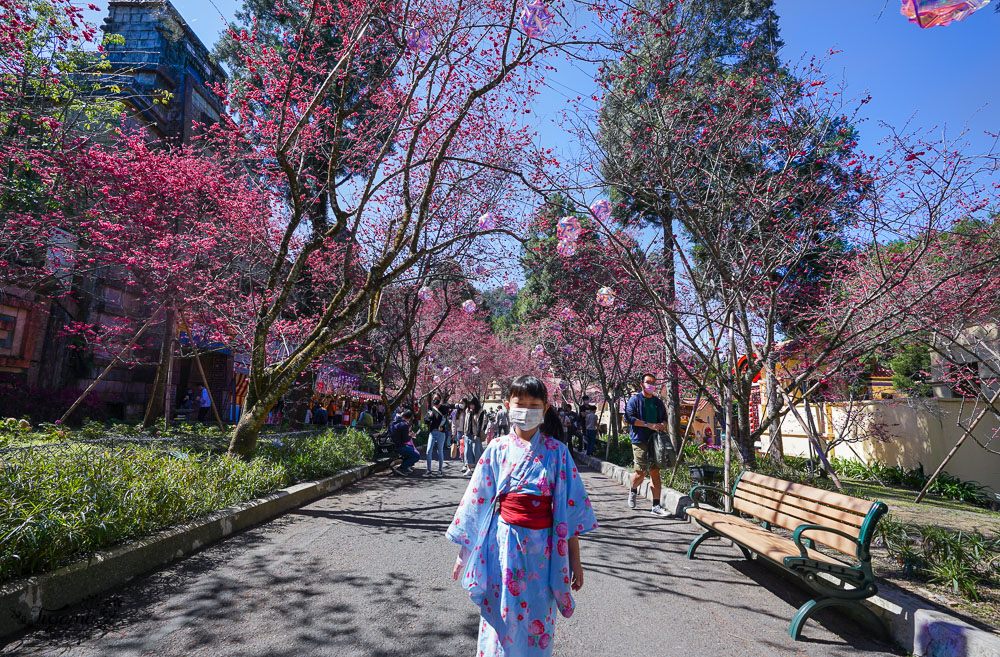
[572,451,1000,656]
[0,459,391,640]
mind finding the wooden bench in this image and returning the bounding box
[684,471,888,640]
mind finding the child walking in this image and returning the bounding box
[447,375,598,656]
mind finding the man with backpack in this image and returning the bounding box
[423,396,446,477]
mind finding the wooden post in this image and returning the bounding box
[60,304,164,425]
[177,307,226,431]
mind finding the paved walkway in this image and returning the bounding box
[2,460,899,656]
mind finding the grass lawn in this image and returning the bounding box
[843,479,1000,535]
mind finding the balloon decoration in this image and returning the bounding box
[417,286,433,301]
[556,216,582,242]
[477,212,498,230]
[405,24,433,51]
[556,239,577,257]
[519,0,554,39]
[590,199,612,223]
[596,287,615,307]
[462,299,477,313]
[900,0,990,28]
[503,280,519,295]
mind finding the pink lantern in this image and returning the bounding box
[596,287,615,308]
[477,212,498,230]
[900,0,990,28]
[405,24,433,51]
[462,299,477,313]
[556,215,582,241]
[418,286,433,301]
[590,199,612,223]
[520,0,554,39]
[503,280,519,295]
[556,239,577,257]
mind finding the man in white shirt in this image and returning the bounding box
[196,384,211,422]
[585,406,599,455]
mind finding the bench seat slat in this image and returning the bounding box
[733,488,865,537]
[687,508,844,565]
[731,497,859,555]
[740,472,874,515]
[737,480,866,528]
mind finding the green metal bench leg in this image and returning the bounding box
[789,597,887,641]
[686,530,717,560]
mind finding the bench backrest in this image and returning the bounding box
[733,471,881,558]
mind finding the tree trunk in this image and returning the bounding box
[765,359,783,465]
[143,306,176,427]
[661,216,681,454]
[735,384,756,467]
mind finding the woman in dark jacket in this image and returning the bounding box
[462,397,486,476]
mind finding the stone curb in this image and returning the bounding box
[0,460,389,640]
[573,452,1000,656]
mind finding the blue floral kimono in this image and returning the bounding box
[447,429,598,656]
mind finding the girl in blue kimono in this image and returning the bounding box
[447,375,599,656]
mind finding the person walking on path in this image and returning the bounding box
[448,375,598,656]
[424,396,446,476]
[196,384,211,423]
[462,397,486,476]
[624,373,670,516]
[453,401,467,465]
[494,404,510,438]
[391,410,421,475]
[584,406,598,455]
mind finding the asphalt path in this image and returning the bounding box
[2,457,900,657]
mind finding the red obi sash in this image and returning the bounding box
[498,493,553,530]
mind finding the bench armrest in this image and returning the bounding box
[792,524,859,559]
[687,485,731,510]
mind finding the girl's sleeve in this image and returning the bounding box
[561,450,598,538]
[445,441,499,548]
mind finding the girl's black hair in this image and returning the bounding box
[507,375,548,403]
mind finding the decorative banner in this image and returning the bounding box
[596,286,615,307]
[418,286,433,301]
[556,215,582,242]
[900,0,990,27]
[520,0,554,39]
[556,239,577,257]
[585,324,600,336]
[477,212,498,230]
[590,199,612,223]
[503,280,519,295]
[405,24,433,51]
[462,299,477,313]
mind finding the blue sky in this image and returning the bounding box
[86,1,998,159]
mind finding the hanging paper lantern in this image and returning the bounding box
[474,263,489,277]
[405,24,433,51]
[477,212,498,230]
[590,199,612,223]
[556,239,577,257]
[472,366,481,375]
[442,367,452,377]
[559,380,569,390]
[596,287,615,307]
[585,324,600,336]
[900,0,990,28]
[520,0,554,39]
[556,215,582,242]
[503,280,519,295]
[468,356,478,365]
[418,286,433,301]
[533,344,545,355]
[433,375,442,384]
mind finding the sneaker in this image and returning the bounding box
[627,491,637,509]
[464,468,474,477]
[650,504,670,517]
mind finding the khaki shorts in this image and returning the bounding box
[632,441,659,473]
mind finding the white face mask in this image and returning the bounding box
[509,406,545,432]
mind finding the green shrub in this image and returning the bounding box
[0,427,374,585]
